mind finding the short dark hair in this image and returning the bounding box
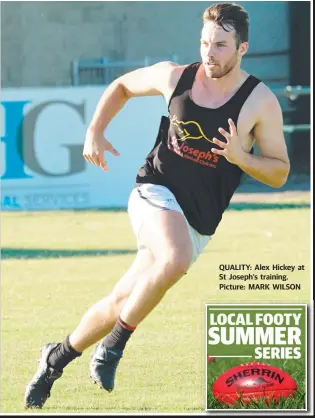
[202,3,249,48]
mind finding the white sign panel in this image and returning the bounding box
[0,87,167,210]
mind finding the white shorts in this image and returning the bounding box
[127,183,211,266]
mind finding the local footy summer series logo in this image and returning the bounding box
[206,304,307,410]
[168,114,220,168]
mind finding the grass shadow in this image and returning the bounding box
[72,202,310,213]
[228,202,310,210]
[2,248,137,260]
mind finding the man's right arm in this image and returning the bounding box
[88,61,178,133]
[83,61,179,170]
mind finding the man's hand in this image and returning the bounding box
[83,129,120,172]
[211,118,246,165]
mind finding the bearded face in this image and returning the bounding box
[200,21,248,79]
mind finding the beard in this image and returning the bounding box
[204,52,239,79]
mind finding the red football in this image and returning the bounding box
[212,362,297,405]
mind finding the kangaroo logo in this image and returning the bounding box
[170,115,215,144]
[236,377,274,390]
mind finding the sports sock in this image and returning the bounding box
[47,335,82,372]
[102,317,136,351]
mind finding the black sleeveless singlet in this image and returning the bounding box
[135,62,261,235]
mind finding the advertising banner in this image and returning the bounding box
[1,88,167,210]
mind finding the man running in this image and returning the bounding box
[25,2,290,408]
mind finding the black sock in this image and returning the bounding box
[102,317,136,351]
[47,335,82,372]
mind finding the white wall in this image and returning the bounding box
[1,86,167,210]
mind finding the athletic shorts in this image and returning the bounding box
[127,183,211,266]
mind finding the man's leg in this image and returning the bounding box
[24,248,155,408]
[91,209,193,390]
[120,209,193,326]
[69,247,155,352]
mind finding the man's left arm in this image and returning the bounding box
[212,92,290,188]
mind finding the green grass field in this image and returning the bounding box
[1,205,310,413]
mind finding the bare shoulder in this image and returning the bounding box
[153,61,187,74]
[117,61,188,99]
[252,82,282,111]
[152,61,180,71]
[153,61,188,86]
[246,81,283,125]
[151,61,189,102]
